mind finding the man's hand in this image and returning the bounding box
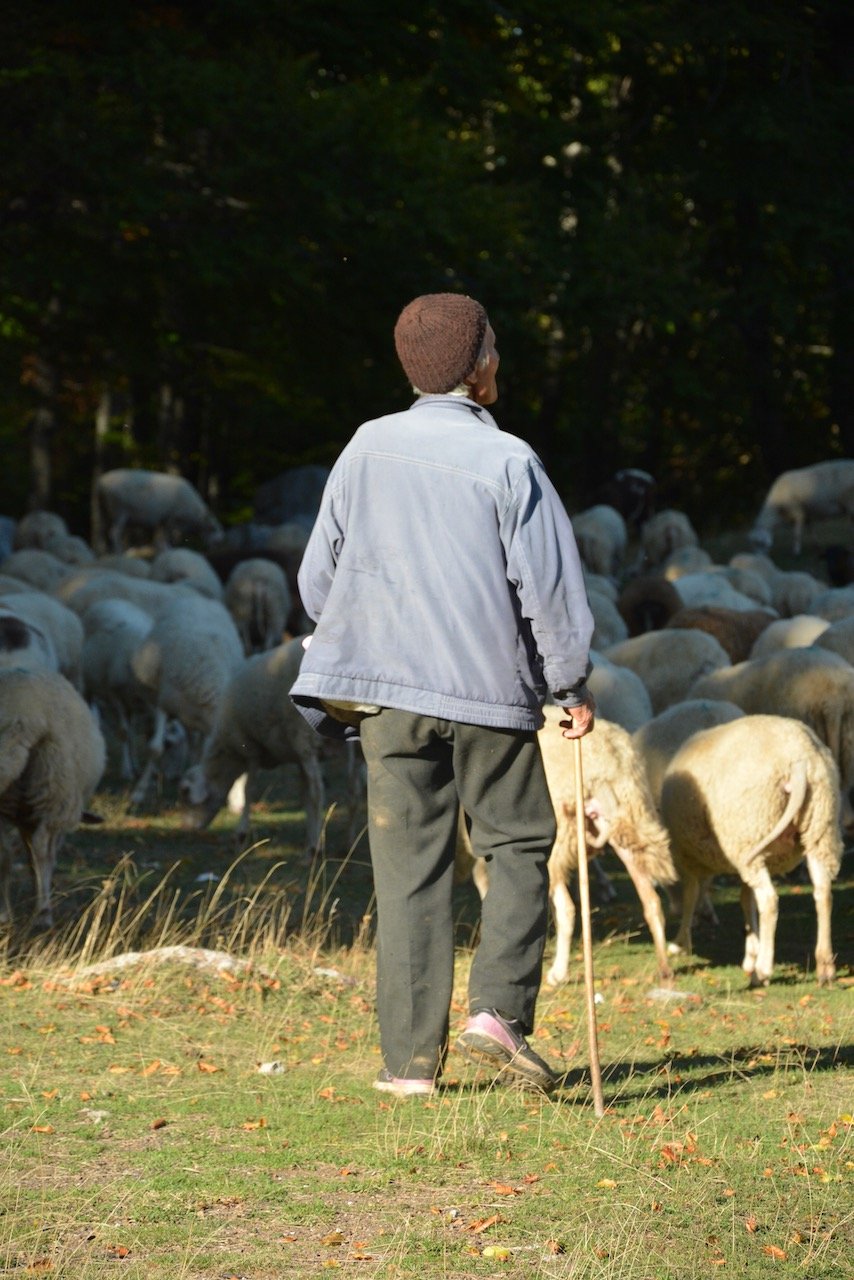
[559,689,596,739]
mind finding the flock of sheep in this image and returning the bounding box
[0,459,852,993]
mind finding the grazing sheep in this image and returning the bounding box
[749,459,854,555]
[670,570,775,615]
[96,468,222,553]
[661,715,842,985]
[0,575,30,597]
[588,587,629,650]
[0,591,84,689]
[224,558,292,655]
[605,628,731,715]
[81,598,186,782]
[0,668,106,927]
[571,505,627,580]
[662,546,714,579]
[810,585,854,623]
[587,651,653,732]
[633,698,747,810]
[457,709,677,984]
[148,548,224,600]
[95,553,152,578]
[205,547,308,636]
[43,533,96,566]
[0,611,58,676]
[56,568,197,621]
[13,511,68,551]
[639,509,699,568]
[665,605,774,664]
[0,548,70,592]
[179,638,327,854]
[128,595,244,806]
[582,571,619,604]
[618,572,683,636]
[812,616,854,666]
[690,647,854,833]
[750,614,830,659]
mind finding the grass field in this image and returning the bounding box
[1,756,851,1280]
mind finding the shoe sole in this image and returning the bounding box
[457,1031,557,1093]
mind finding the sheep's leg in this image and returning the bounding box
[233,772,255,847]
[668,872,700,957]
[470,855,490,900]
[298,753,325,861]
[740,883,760,977]
[109,513,128,554]
[27,826,58,929]
[129,706,169,808]
[0,825,13,923]
[805,851,836,986]
[742,866,778,986]
[227,772,247,816]
[545,878,576,987]
[613,846,674,982]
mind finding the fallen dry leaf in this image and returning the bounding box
[745,1216,759,1234]
[468,1214,503,1234]
[763,1244,787,1260]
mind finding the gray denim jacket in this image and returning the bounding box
[290,395,593,737]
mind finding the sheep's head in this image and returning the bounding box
[179,765,222,829]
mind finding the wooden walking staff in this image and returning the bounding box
[573,735,605,1117]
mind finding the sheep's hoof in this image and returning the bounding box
[544,969,565,988]
[666,941,686,957]
[817,966,836,987]
[748,970,770,989]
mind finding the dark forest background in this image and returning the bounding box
[1,1,850,537]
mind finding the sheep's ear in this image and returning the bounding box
[80,809,105,825]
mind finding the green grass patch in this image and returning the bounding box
[0,767,851,1278]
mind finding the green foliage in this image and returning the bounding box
[0,2,850,528]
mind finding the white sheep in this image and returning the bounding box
[670,570,776,615]
[0,668,106,927]
[0,548,71,592]
[690,647,854,833]
[605,628,731,715]
[148,548,224,600]
[0,575,31,597]
[0,610,58,676]
[587,587,629,650]
[810,585,854,623]
[662,546,714,578]
[661,715,842,985]
[812,616,854,666]
[179,638,329,854]
[43,533,96,566]
[13,511,68,551]
[224,557,292,655]
[639,509,699,568]
[587,651,653,732]
[571,505,628,579]
[0,591,84,689]
[95,553,152,578]
[750,614,830,659]
[750,459,854,555]
[632,698,747,810]
[128,595,244,806]
[56,568,197,621]
[81,598,186,782]
[457,708,677,983]
[96,468,222,553]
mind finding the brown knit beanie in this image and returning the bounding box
[393,293,488,393]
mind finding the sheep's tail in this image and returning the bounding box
[744,758,808,860]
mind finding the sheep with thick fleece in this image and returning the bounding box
[43,533,96,566]
[633,698,746,810]
[179,638,327,853]
[605,628,731,715]
[457,708,677,984]
[1,548,70,592]
[571,505,627,580]
[13,511,68,551]
[661,715,842,985]
[148,548,224,600]
[588,587,629,650]
[96,468,222,552]
[812,616,854,666]
[690,647,854,833]
[617,572,683,636]
[0,591,84,689]
[0,668,105,926]
[662,546,713,578]
[224,557,292,655]
[664,605,773,664]
[750,459,854,555]
[750,614,830,659]
[587,651,653,732]
[811,585,854,623]
[671,570,776,615]
[129,595,244,806]
[81,598,186,782]
[0,611,58,676]
[56,568,197,621]
[639,509,699,568]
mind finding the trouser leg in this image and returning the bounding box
[359,710,458,1080]
[454,723,554,1034]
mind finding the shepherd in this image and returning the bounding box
[290,292,596,1097]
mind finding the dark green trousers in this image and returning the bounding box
[359,709,555,1081]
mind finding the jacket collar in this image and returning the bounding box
[410,394,498,428]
